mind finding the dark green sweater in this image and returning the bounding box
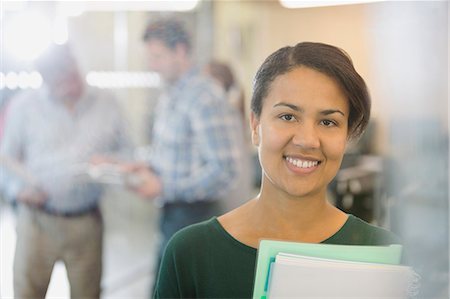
[154,215,400,299]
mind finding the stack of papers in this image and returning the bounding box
[253,240,419,299]
[71,163,143,187]
[87,163,129,185]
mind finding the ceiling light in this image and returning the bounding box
[279,0,385,9]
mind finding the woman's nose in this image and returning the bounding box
[292,123,320,149]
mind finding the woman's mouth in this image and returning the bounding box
[285,156,321,169]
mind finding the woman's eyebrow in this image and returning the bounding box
[273,103,345,117]
[320,109,345,116]
[273,102,302,111]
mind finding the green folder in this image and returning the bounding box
[252,240,403,299]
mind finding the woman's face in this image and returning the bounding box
[251,66,349,200]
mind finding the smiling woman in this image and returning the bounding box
[153,42,400,299]
[252,66,350,201]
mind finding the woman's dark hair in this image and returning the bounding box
[251,42,371,139]
[206,60,235,92]
[142,19,191,51]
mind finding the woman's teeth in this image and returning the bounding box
[286,157,319,168]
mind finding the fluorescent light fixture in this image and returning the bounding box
[4,11,52,61]
[18,72,30,89]
[29,71,43,89]
[280,0,385,9]
[5,72,19,90]
[86,71,161,89]
[0,72,43,90]
[55,1,201,12]
[2,0,201,12]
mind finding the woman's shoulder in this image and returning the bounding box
[326,214,402,246]
[165,217,222,252]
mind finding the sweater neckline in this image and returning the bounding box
[210,214,355,251]
[210,217,258,253]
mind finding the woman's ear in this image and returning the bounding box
[250,112,260,146]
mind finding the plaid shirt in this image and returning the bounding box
[149,68,244,205]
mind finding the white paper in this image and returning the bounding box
[267,253,417,299]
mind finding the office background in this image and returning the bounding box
[0,1,448,298]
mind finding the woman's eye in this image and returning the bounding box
[321,119,337,127]
[280,114,296,122]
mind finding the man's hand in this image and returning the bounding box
[122,163,163,199]
[89,154,121,165]
[17,186,48,207]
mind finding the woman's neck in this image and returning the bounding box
[218,183,348,248]
[254,193,332,234]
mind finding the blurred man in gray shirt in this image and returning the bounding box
[0,44,129,298]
